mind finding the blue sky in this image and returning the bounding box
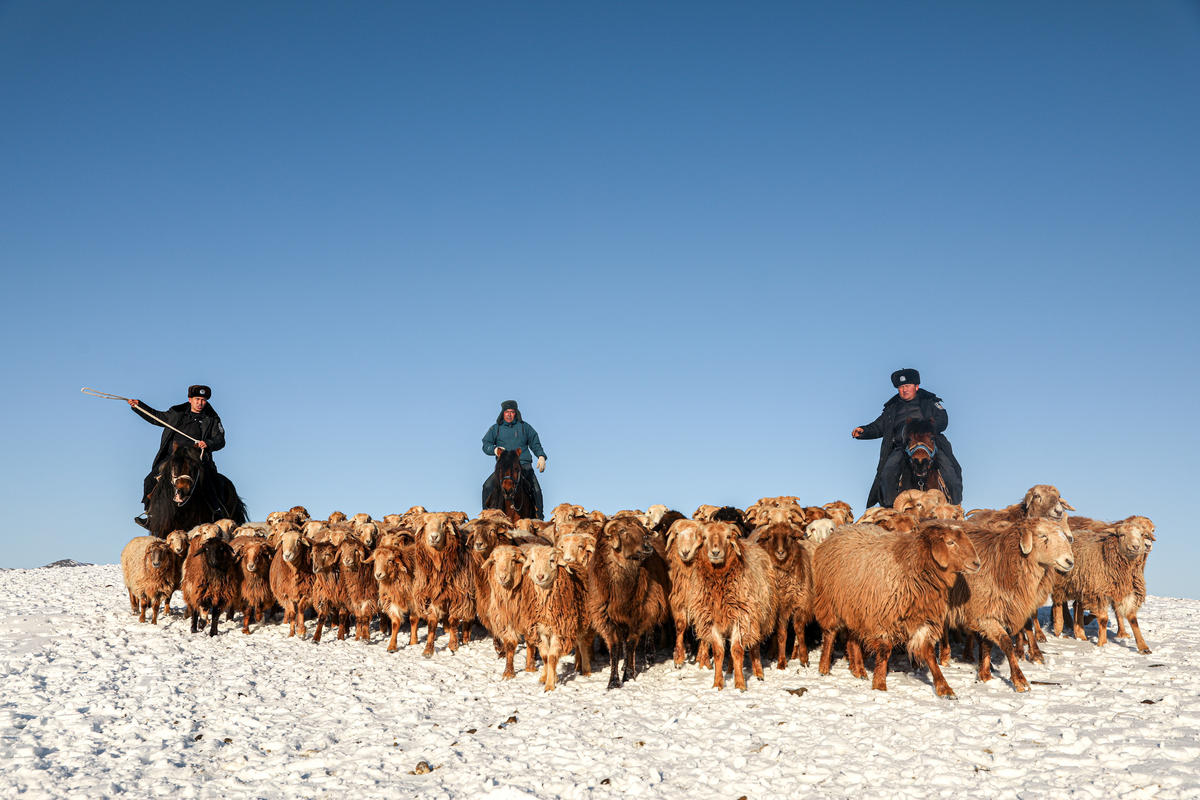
[2,2,1197,599]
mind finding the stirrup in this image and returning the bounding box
[133,513,150,529]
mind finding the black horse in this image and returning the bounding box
[896,419,948,498]
[147,443,247,537]
[483,448,536,523]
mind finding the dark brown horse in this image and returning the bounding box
[148,442,247,537]
[898,419,948,497]
[484,448,535,523]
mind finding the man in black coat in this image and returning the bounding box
[129,384,226,526]
[852,368,963,508]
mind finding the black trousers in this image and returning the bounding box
[878,450,963,507]
[482,466,543,519]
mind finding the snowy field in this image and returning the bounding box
[1,563,1198,799]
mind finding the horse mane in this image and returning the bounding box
[904,418,936,438]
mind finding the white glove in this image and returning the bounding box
[537,456,546,473]
[494,447,504,457]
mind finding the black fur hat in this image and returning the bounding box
[188,384,212,399]
[496,400,523,424]
[890,369,920,388]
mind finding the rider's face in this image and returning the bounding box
[502,408,516,423]
[189,396,208,413]
[896,383,919,401]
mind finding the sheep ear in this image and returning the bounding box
[931,537,951,569]
[1019,526,1034,556]
[1060,499,1076,512]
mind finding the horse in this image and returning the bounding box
[896,418,948,498]
[147,442,247,537]
[483,448,535,523]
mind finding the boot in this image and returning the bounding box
[134,513,150,529]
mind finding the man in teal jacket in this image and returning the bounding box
[482,400,547,519]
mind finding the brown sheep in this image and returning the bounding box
[371,542,418,652]
[181,537,241,636]
[822,501,855,526]
[965,484,1074,525]
[230,535,275,634]
[269,529,315,638]
[586,517,670,689]
[121,535,181,624]
[689,522,777,691]
[1051,516,1154,653]
[944,517,1075,691]
[463,516,515,643]
[411,513,475,657]
[664,519,711,669]
[526,544,592,691]
[309,540,348,643]
[813,521,981,697]
[751,521,814,669]
[338,537,379,642]
[480,544,538,679]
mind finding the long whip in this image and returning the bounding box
[81,387,203,445]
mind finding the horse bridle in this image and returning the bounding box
[905,442,937,460]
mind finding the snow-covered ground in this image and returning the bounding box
[1,564,1197,799]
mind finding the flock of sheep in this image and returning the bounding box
[119,485,1155,697]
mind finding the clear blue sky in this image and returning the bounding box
[2,2,1197,598]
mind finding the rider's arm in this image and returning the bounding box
[856,410,887,440]
[131,402,167,428]
[522,423,547,460]
[930,401,948,434]
[482,424,500,456]
[205,415,226,453]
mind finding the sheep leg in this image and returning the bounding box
[575,634,592,676]
[502,643,517,680]
[409,613,421,646]
[979,623,1028,692]
[312,614,325,644]
[846,637,867,679]
[1094,603,1109,647]
[622,636,636,683]
[190,608,200,634]
[150,595,161,625]
[423,615,438,657]
[790,613,810,668]
[710,634,726,690]
[137,598,148,624]
[1032,615,1048,642]
[1071,599,1087,641]
[870,641,890,691]
[524,631,539,672]
[336,612,348,641]
[1127,615,1152,654]
[818,629,836,676]
[1023,619,1044,664]
[775,618,789,670]
[606,637,624,689]
[128,589,139,614]
[208,604,220,637]
[697,640,712,670]
[446,617,460,652]
[750,640,765,682]
[1052,601,1067,637]
[384,613,400,651]
[918,640,956,698]
[731,640,749,691]
[544,653,559,692]
[242,608,252,634]
[673,616,688,668]
[976,637,993,682]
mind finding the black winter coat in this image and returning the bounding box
[856,388,960,506]
[135,401,226,472]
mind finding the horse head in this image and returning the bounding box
[166,442,204,507]
[902,419,938,481]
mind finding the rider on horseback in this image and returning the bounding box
[129,384,227,527]
[482,400,547,520]
[851,368,963,508]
